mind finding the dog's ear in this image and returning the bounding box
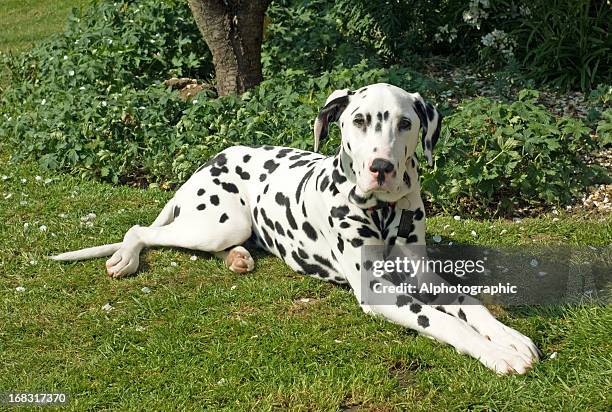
[412,94,442,166]
[313,89,352,152]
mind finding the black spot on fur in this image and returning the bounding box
[403,172,411,187]
[276,148,293,158]
[383,111,389,120]
[458,296,465,304]
[219,213,229,223]
[213,178,220,185]
[259,173,267,182]
[253,207,259,222]
[302,222,317,241]
[275,240,286,257]
[260,209,275,230]
[340,221,350,229]
[197,204,206,211]
[355,263,361,271]
[396,295,412,307]
[358,226,379,238]
[414,208,424,221]
[264,160,280,174]
[314,254,333,269]
[319,175,330,192]
[375,122,381,132]
[331,205,350,219]
[458,308,467,322]
[210,166,228,176]
[332,169,347,184]
[366,113,372,126]
[377,112,382,121]
[337,236,345,253]
[417,315,430,328]
[350,238,364,247]
[210,195,219,206]
[298,248,308,259]
[291,251,329,278]
[261,228,273,247]
[296,167,315,203]
[410,304,422,314]
[173,205,180,217]
[235,166,250,180]
[243,154,251,163]
[197,189,205,196]
[263,145,274,150]
[274,221,285,236]
[290,160,310,169]
[221,182,239,193]
[275,192,298,230]
[240,198,246,206]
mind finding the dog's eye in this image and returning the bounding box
[398,118,412,131]
[353,116,365,127]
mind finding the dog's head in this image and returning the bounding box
[313,83,442,204]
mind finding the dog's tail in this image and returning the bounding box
[49,196,176,262]
[49,242,123,261]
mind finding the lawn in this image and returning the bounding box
[0,2,611,411]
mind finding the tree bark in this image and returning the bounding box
[188,0,269,96]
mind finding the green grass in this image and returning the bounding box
[1,2,611,410]
[0,0,90,53]
[1,147,611,411]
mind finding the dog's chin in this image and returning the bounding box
[358,181,404,203]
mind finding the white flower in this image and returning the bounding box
[68,70,75,76]
[20,200,28,206]
[471,230,477,237]
[41,99,46,106]
[530,259,538,267]
[63,55,68,60]
[15,286,26,292]
[58,213,67,218]
[299,298,310,303]
[101,101,107,107]
[170,261,178,267]
[44,178,52,184]
[217,378,226,385]
[1,175,8,181]
[190,255,197,261]
[3,193,12,200]
[39,225,48,232]
[87,212,97,220]
[102,303,113,312]
[21,178,27,184]
[192,99,198,104]
[500,229,508,235]
[230,285,237,290]
[29,260,37,265]
[141,287,151,294]
[550,352,558,359]
[35,175,42,181]
[453,215,461,221]
[432,235,442,243]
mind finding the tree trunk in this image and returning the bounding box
[188,0,269,96]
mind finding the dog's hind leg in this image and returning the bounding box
[105,212,252,278]
[50,197,178,262]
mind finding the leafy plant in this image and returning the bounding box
[518,0,611,91]
[422,90,606,216]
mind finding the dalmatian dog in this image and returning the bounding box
[52,83,540,374]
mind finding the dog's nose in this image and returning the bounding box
[369,158,394,185]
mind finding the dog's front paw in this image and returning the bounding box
[482,323,541,365]
[478,340,536,375]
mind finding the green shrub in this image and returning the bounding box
[517,0,610,91]
[422,90,606,216]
